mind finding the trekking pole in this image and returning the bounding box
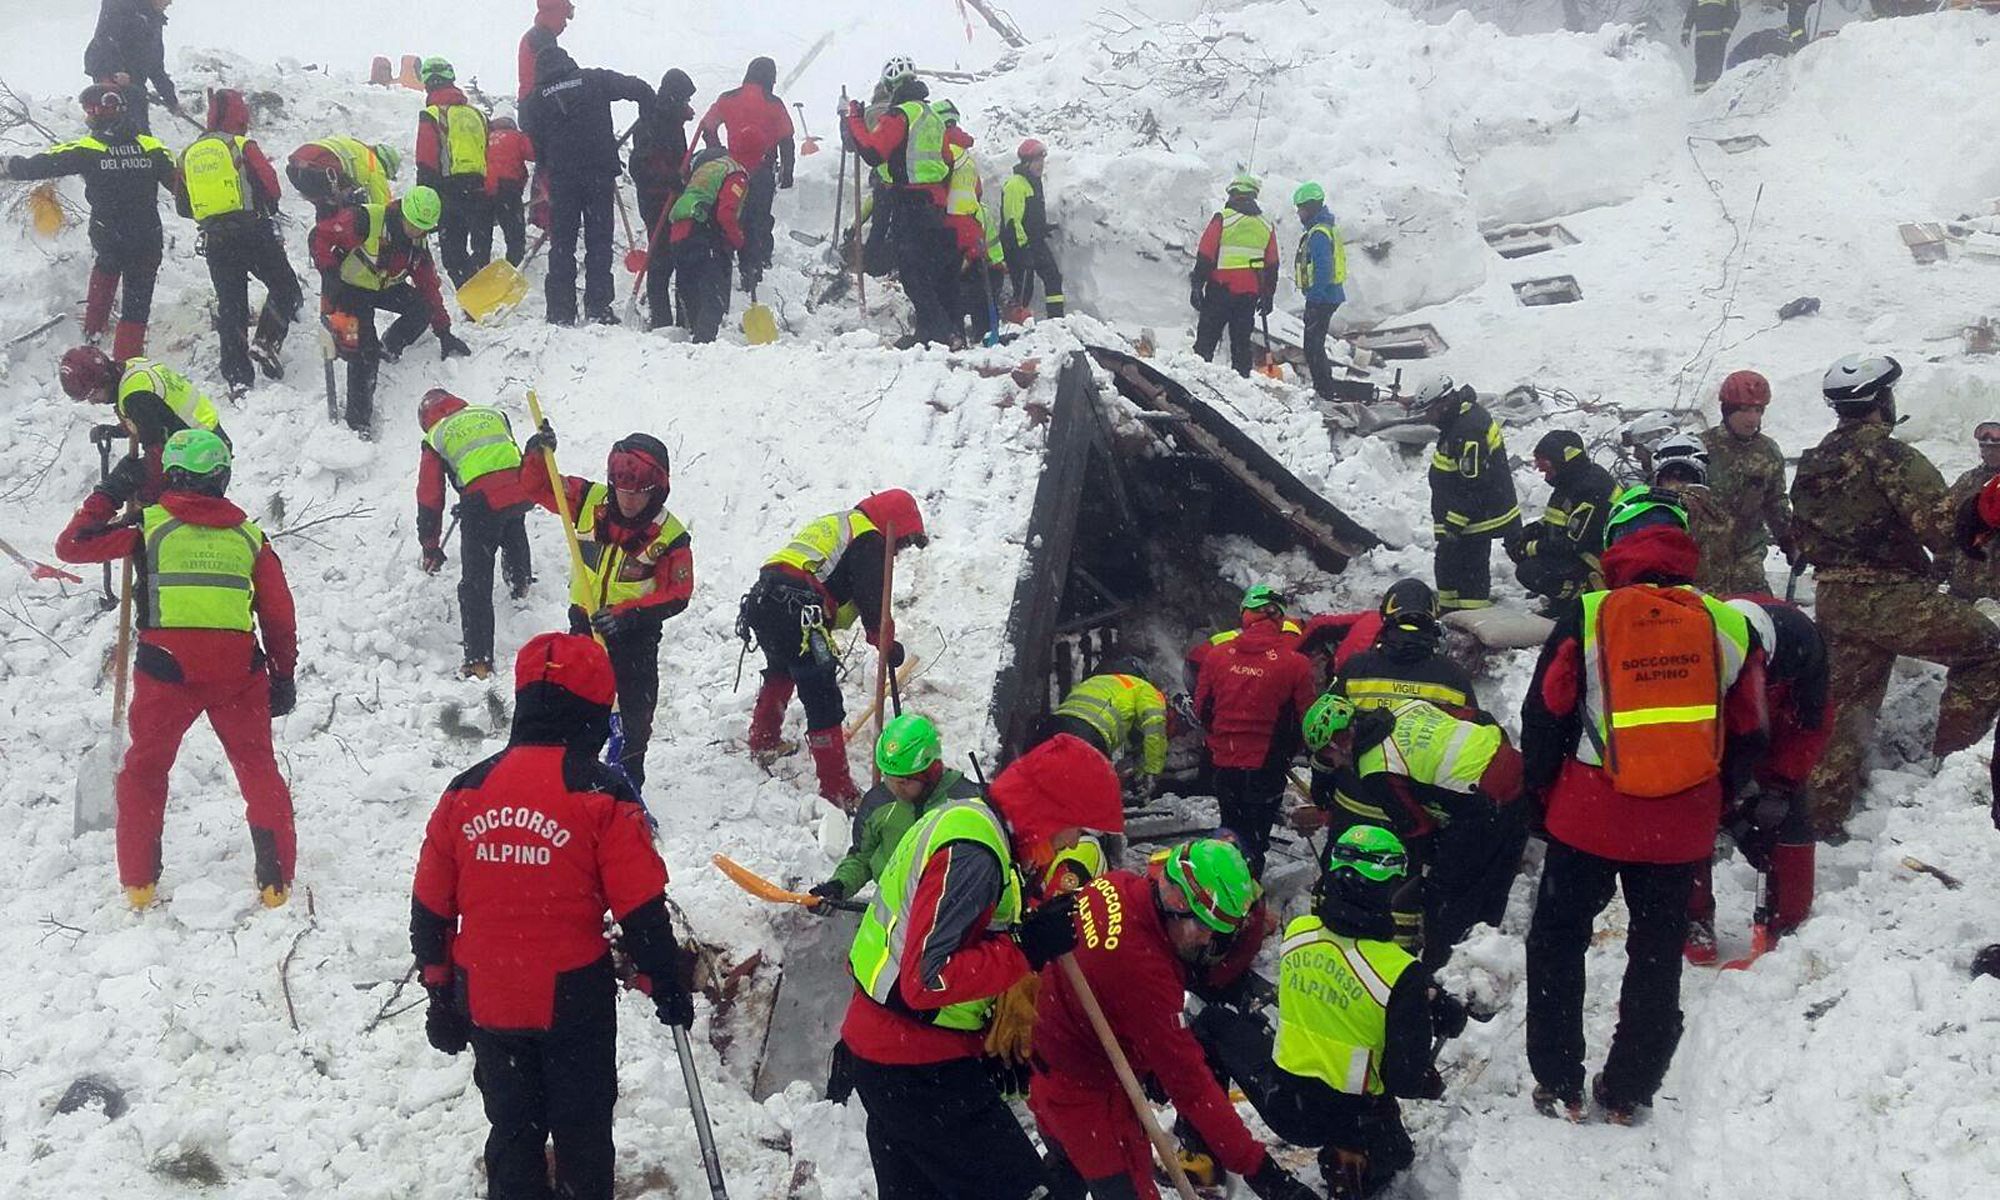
[1056,955,1201,1200]
[845,88,866,313]
[870,516,897,781]
[673,1025,731,1199]
[93,435,117,606]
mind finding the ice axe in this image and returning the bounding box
[793,103,820,155]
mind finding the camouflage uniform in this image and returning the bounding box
[1941,465,2000,601]
[1701,424,1793,596]
[1791,420,2000,835]
[1672,483,1737,594]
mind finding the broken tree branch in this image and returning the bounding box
[362,962,420,1034]
[963,0,1029,48]
[279,886,318,1032]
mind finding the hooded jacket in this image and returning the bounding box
[840,733,1122,1065]
[516,0,570,100]
[1336,624,1483,718]
[1517,451,1615,567]
[518,456,694,621]
[629,70,695,206]
[172,90,281,224]
[1194,619,1318,770]
[693,58,794,180]
[1521,527,1768,863]
[841,77,971,207]
[1428,391,1521,539]
[85,0,175,108]
[520,49,654,180]
[415,395,531,551]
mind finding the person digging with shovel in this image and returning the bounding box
[56,429,299,911]
[59,345,229,504]
[809,713,980,909]
[691,55,794,293]
[668,148,748,344]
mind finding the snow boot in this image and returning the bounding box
[1683,917,1718,966]
[260,884,290,909]
[1770,841,1815,934]
[83,268,118,341]
[747,674,796,756]
[1591,1072,1640,1126]
[1532,1084,1584,1122]
[806,725,858,806]
[248,335,285,380]
[461,660,493,681]
[124,883,157,911]
[112,320,147,361]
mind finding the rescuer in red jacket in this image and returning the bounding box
[411,632,695,1200]
[414,390,534,679]
[1032,839,1318,1200]
[668,148,749,344]
[478,116,535,266]
[1195,585,1318,876]
[690,55,794,290]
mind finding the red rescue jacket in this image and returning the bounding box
[309,203,453,332]
[1194,621,1318,770]
[519,465,694,619]
[692,82,793,175]
[485,128,535,194]
[668,161,749,250]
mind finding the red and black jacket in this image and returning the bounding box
[1194,621,1318,770]
[309,202,453,331]
[519,464,694,622]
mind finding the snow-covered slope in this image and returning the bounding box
[3,3,2000,1198]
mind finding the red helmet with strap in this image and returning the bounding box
[1719,370,1771,411]
[1017,138,1046,161]
[857,488,927,546]
[417,388,467,431]
[58,345,116,401]
[607,433,671,494]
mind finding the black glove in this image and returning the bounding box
[884,639,906,669]
[652,955,696,1029]
[89,423,126,447]
[1244,1155,1317,1200]
[523,422,556,459]
[1257,294,1274,316]
[591,607,636,639]
[808,879,849,904]
[779,171,795,190]
[1430,988,1470,1040]
[437,329,471,359]
[268,676,297,718]
[1014,891,1079,971]
[420,544,446,574]
[101,454,147,506]
[424,987,468,1055]
[1955,494,1992,560]
[984,1055,1031,1098]
[1189,281,1206,312]
[1989,789,1999,834]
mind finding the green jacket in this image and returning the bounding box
[829,769,979,896]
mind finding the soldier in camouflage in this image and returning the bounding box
[1938,421,2000,602]
[1700,371,1796,596]
[1650,435,1733,593]
[1790,355,2000,838]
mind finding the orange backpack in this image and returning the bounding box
[1587,586,1725,797]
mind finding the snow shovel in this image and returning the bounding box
[793,103,820,156]
[613,182,643,272]
[76,452,139,837]
[460,253,532,324]
[711,853,864,912]
[674,1025,730,1199]
[1258,312,1285,379]
[741,285,777,345]
[28,182,65,238]
[1057,954,1201,1200]
[0,534,82,585]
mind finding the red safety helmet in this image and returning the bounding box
[857,488,928,547]
[206,88,251,136]
[607,433,671,494]
[1719,370,1772,412]
[417,388,467,431]
[59,345,116,401]
[1017,138,1047,161]
[514,631,616,706]
[79,84,126,126]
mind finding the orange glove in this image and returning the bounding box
[982,974,1040,1064]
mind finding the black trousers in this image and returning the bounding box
[1192,1006,1414,1195]
[1193,287,1258,377]
[546,172,615,324]
[1014,240,1064,316]
[742,162,777,280]
[1303,300,1339,399]
[636,189,679,329]
[474,186,529,266]
[849,1051,1048,1200]
[1526,839,1692,1106]
[1515,552,1596,604]
[891,191,957,347]
[337,281,432,432]
[745,576,844,730]
[204,217,301,389]
[1215,764,1289,877]
[1043,1141,1139,1200]
[1434,532,1499,611]
[1693,29,1730,89]
[89,222,162,328]
[606,619,662,788]
[458,496,532,668]
[436,176,491,287]
[468,987,618,1200]
[675,229,732,344]
[1420,806,1529,972]
[962,260,1004,341]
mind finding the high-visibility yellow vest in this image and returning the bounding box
[180,133,253,222]
[570,483,689,613]
[1576,586,1751,795]
[425,406,521,488]
[671,155,741,225]
[1294,215,1346,290]
[765,509,879,629]
[945,144,982,217]
[875,101,948,186]
[1217,210,1272,273]
[1341,673,1472,713]
[978,203,1004,265]
[337,204,411,292]
[849,796,1022,1030]
[1043,833,1106,893]
[314,136,393,207]
[1055,673,1168,775]
[1272,914,1413,1095]
[140,505,263,632]
[118,360,221,434]
[425,103,488,178]
[1002,172,1033,247]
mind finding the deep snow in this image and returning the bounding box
[2,2,2000,1198]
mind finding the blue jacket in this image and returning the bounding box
[1296,202,1346,307]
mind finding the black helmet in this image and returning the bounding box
[659,69,695,102]
[1532,429,1586,468]
[1378,578,1440,636]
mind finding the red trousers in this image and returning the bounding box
[1689,842,1814,935]
[116,670,295,889]
[1029,1078,1159,1199]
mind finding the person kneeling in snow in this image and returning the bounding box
[668,148,748,344]
[56,429,299,911]
[809,713,979,907]
[411,632,697,1200]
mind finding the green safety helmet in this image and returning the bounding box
[1227,170,1261,196]
[161,428,231,477]
[875,713,942,777]
[401,185,443,233]
[420,56,456,84]
[1302,692,1356,751]
[1161,838,1258,933]
[374,143,402,178]
[1603,484,1688,549]
[1240,583,1286,614]
[1327,824,1409,884]
[1292,181,1325,206]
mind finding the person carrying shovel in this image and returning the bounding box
[807,713,979,908]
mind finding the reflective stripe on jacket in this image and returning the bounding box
[1273,914,1414,1095]
[425,406,521,488]
[141,504,263,632]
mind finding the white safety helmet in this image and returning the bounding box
[881,55,917,85]
[1411,376,1460,411]
[1651,432,1709,486]
[1822,353,1902,408]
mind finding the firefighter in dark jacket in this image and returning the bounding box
[173,88,299,394]
[1683,0,1741,92]
[630,69,697,329]
[668,148,749,345]
[1193,825,1464,1200]
[1508,429,1615,612]
[412,57,491,288]
[3,86,174,360]
[743,489,928,804]
[84,0,177,133]
[416,390,534,680]
[519,427,692,789]
[1334,579,1483,718]
[411,632,697,1200]
[1001,139,1063,317]
[1520,489,1766,1122]
[1417,377,1520,611]
[1192,172,1280,377]
[520,46,655,325]
[308,185,471,433]
[1195,586,1319,875]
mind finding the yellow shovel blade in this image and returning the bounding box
[459,260,530,323]
[742,302,778,345]
[29,183,65,239]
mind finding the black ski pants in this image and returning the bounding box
[336,281,432,432]
[675,229,733,344]
[1303,299,1339,399]
[1193,287,1258,377]
[474,184,529,267]
[1515,550,1596,605]
[1215,764,1289,878]
[891,190,957,347]
[546,172,615,324]
[204,216,301,390]
[1420,804,1529,972]
[849,1051,1049,1200]
[457,495,533,669]
[1434,531,1500,611]
[436,175,491,287]
[468,979,618,1200]
[605,617,662,789]
[87,221,162,332]
[1043,1141,1140,1200]
[637,188,679,329]
[1526,839,1692,1106]
[1013,240,1064,317]
[745,574,845,730]
[742,161,778,280]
